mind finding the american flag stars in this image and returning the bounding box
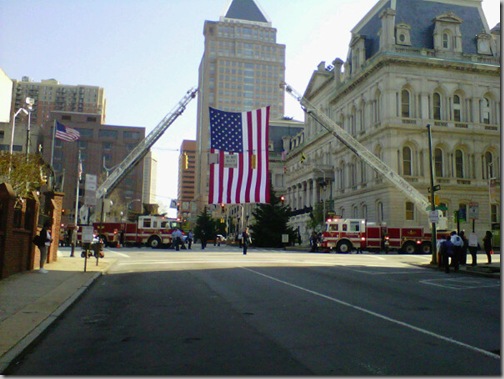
[209,107,243,152]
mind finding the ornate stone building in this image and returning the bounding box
[284,0,500,244]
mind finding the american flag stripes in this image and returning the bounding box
[208,106,270,205]
[55,121,80,142]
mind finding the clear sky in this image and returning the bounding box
[1,0,500,216]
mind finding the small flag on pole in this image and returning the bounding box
[55,121,80,142]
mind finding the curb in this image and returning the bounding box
[0,272,102,374]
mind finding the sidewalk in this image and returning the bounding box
[0,250,116,374]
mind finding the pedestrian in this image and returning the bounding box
[450,231,463,268]
[201,230,207,250]
[172,228,182,251]
[69,227,78,257]
[440,234,456,273]
[483,230,493,264]
[459,230,468,265]
[38,220,53,273]
[241,226,251,255]
[309,231,318,252]
[187,230,193,249]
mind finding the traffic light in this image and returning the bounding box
[280,195,285,205]
[221,203,225,213]
[61,209,65,215]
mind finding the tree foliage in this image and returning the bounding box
[194,207,218,242]
[0,152,51,199]
[250,189,297,247]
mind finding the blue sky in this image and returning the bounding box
[1,0,500,215]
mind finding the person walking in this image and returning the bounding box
[38,220,53,273]
[241,227,251,255]
[450,231,463,268]
[483,230,493,264]
[200,230,207,250]
[459,230,468,265]
[172,228,182,251]
[187,230,193,249]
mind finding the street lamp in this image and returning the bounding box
[25,97,34,159]
[9,107,29,178]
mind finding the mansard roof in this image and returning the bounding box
[223,0,269,23]
[354,0,493,59]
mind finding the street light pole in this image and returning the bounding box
[427,124,438,265]
[9,107,29,177]
[25,97,34,160]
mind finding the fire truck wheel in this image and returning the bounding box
[148,236,162,249]
[337,241,352,254]
[401,242,417,254]
[420,242,431,254]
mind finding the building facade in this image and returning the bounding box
[284,0,500,244]
[178,139,196,222]
[193,0,286,215]
[40,112,146,225]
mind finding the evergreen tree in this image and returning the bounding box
[194,207,217,243]
[250,187,296,247]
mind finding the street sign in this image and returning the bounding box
[468,202,479,219]
[429,210,439,223]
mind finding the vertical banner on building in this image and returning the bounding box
[208,106,270,205]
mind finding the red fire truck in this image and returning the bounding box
[78,215,181,249]
[320,217,450,254]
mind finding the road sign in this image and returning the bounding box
[429,210,439,223]
[468,202,479,219]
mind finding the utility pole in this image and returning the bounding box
[427,124,438,265]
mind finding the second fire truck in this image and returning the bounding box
[321,217,450,254]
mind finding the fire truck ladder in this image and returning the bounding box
[283,82,442,220]
[95,87,198,200]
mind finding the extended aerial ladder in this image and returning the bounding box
[81,87,198,223]
[282,82,446,229]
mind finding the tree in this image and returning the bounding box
[0,152,51,199]
[250,188,297,247]
[306,201,325,232]
[194,207,217,242]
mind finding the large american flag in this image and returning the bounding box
[208,106,270,205]
[55,121,80,142]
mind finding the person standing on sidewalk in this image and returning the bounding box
[483,230,493,264]
[38,220,53,273]
[69,227,78,257]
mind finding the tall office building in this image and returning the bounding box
[193,0,286,214]
[178,140,197,222]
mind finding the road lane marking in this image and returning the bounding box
[242,267,500,360]
[420,278,500,290]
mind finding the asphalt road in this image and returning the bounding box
[6,246,501,375]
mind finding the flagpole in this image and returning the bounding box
[74,149,81,225]
[50,119,56,167]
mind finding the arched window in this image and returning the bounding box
[455,149,464,178]
[485,151,494,179]
[442,31,451,49]
[401,89,410,118]
[482,97,491,124]
[434,148,443,177]
[377,201,384,223]
[405,201,415,220]
[433,93,442,120]
[403,146,412,176]
[453,94,461,122]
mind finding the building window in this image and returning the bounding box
[405,201,415,220]
[485,151,494,179]
[377,201,384,222]
[403,146,412,176]
[481,97,491,124]
[433,93,441,120]
[455,149,464,178]
[434,148,443,177]
[453,95,461,122]
[401,89,410,118]
[491,204,499,223]
[442,32,450,49]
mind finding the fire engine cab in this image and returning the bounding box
[79,215,181,249]
[321,217,449,254]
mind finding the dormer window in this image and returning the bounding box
[433,12,463,53]
[476,32,493,55]
[395,23,411,46]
